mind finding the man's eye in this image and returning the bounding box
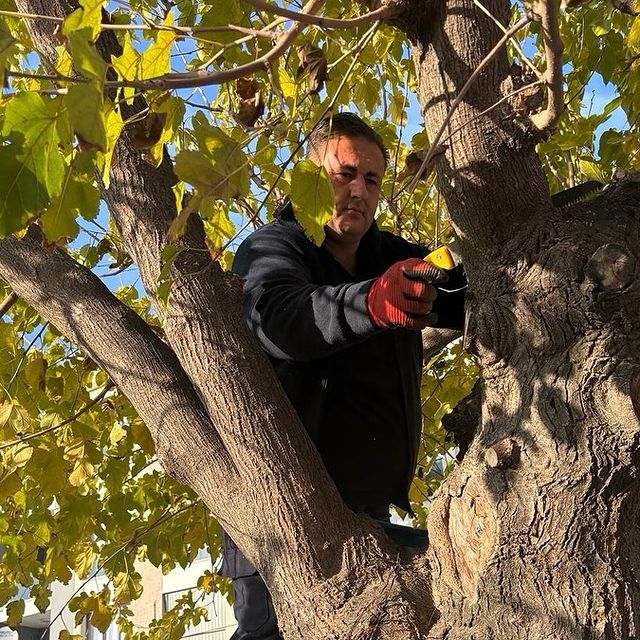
[366,178,379,187]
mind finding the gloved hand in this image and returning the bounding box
[367,258,447,329]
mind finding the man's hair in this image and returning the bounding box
[307,112,389,165]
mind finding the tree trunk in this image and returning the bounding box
[2,0,640,637]
[401,0,640,636]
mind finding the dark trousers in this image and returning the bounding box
[220,522,426,639]
[221,532,283,640]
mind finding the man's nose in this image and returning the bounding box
[349,174,367,198]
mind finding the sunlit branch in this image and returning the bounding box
[0,382,115,450]
[6,68,82,82]
[405,15,532,195]
[106,0,325,91]
[0,291,18,317]
[528,0,564,131]
[241,0,398,28]
[0,9,278,37]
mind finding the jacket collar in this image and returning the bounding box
[276,200,382,255]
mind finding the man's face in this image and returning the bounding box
[318,135,386,244]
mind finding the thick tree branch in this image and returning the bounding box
[0,227,233,484]
[406,15,531,196]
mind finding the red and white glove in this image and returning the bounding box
[367,258,446,329]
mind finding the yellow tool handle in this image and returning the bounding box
[424,245,455,270]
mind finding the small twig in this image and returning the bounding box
[0,382,115,450]
[3,88,69,96]
[0,292,18,317]
[564,150,575,187]
[404,15,533,196]
[106,0,325,91]
[7,323,48,392]
[0,9,278,37]
[6,68,83,83]
[241,0,398,28]
[528,0,564,131]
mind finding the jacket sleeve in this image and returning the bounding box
[232,224,382,362]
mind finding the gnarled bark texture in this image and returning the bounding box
[400,0,640,636]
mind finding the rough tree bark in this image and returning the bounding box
[1,0,639,638]
[401,0,640,637]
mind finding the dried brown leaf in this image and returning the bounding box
[398,145,448,181]
[297,42,328,95]
[133,112,167,150]
[234,77,264,127]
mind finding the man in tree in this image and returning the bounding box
[220,113,466,639]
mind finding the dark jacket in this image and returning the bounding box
[232,203,465,513]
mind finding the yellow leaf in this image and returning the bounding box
[0,472,22,502]
[140,16,176,79]
[101,106,124,187]
[6,598,24,628]
[131,418,155,455]
[90,597,114,633]
[629,16,640,52]
[111,32,139,104]
[0,403,31,440]
[69,460,94,486]
[2,443,33,472]
[109,422,127,445]
[69,542,95,578]
[33,519,51,545]
[289,159,334,246]
[62,0,104,40]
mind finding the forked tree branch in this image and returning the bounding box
[0,226,234,483]
[406,14,532,195]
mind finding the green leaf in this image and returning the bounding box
[289,159,334,246]
[62,0,104,40]
[629,16,640,52]
[68,32,107,82]
[2,92,66,199]
[66,83,108,151]
[6,598,25,628]
[182,114,250,200]
[40,175,100,242]
[0,147,47,236]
